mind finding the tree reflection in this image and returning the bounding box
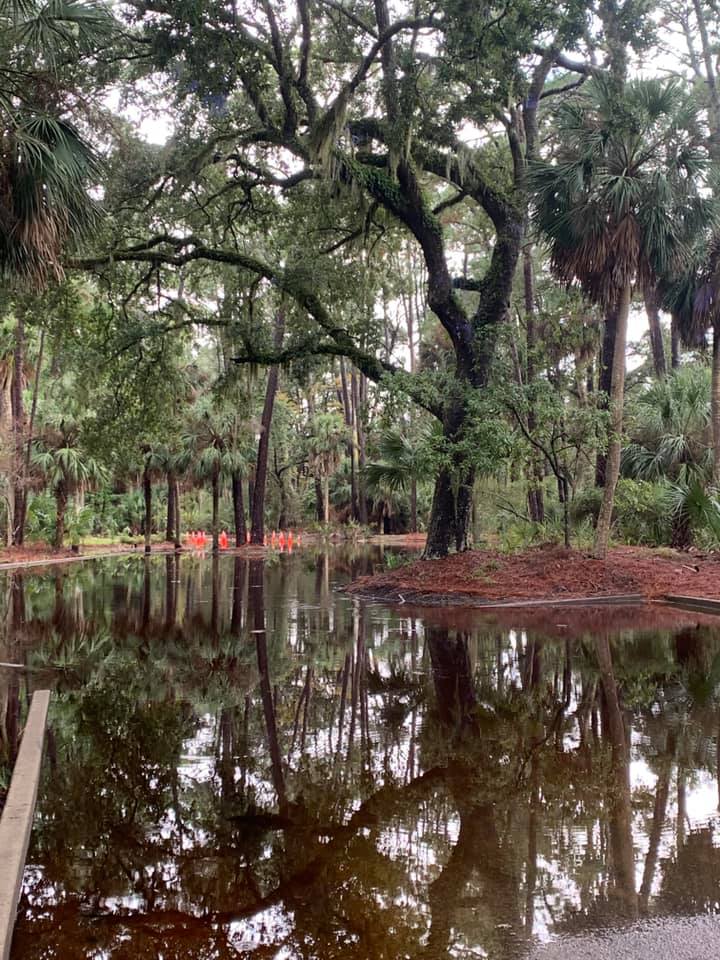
[5,553,720,958]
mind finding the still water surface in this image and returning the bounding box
[3,547,720,958]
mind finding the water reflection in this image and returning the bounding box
[2,549,720,957]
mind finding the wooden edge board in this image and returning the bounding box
[663,595,720,614]
[0,690,51,960]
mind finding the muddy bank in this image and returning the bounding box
[345,544,720,606]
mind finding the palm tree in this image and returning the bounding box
[622,365,720,547]
[306,412,347,526]
[0,1,113,286]
[668,234,720,486]
[365,424,436,532]
[532,76,708,558]
[32,420,106,548]
[185,408,247,552]
[139,445,167,554]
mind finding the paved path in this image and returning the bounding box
[533,915,720,960]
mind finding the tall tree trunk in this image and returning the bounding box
[713,318,720,487]
[524,246,545,522]
[671,312,681,369]
[339,359,357,521]
[410,481,418,533]
[166,471,176,542]
[211,466,220,552]
[594,284,631,559]
[250,558,287,813]
[644,285,667,378]
[596,634,638,918]
[595,302,618,487]
[143,467,152,554]
[174,478,182,549]
[17,327,45,546]
[353,372,368,525]
[54,481,67,549]
[251,311,284,543]
[323,474,330,524]
[232,470,246,546]
[11,315,25,546]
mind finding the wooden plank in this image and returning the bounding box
[0,690,50,960]
[664,595,720,614]
[467,593,645,609]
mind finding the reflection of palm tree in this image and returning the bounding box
[249,559,287,812]
[596,635,638,919]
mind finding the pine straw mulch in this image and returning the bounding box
[346,544,720,606]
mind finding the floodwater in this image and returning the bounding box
[3,547,720,959]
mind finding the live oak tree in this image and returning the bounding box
[71,0,599,558]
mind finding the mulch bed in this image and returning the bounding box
[345,544,720,605]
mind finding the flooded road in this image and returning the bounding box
[3,546,720,958]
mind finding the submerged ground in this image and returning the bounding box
[3,545,720,959]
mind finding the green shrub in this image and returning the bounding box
[573,479,670,546]
[614,479,670,545]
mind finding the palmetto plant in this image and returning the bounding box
[365,424,436,532]
[622,366,720,546]
[0,0,114,286]
[532,76,709,558]
[32,420,107,547]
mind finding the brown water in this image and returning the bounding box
[3,547,720,959]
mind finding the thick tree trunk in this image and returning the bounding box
[596,302,618,487]
[143,467,152,554]
[424,396,474,558]
[594,284,631,559]
[232,470,246,546]
[251,311,284,543]
[644,285,667,378]
[713,318,720,487]
[54,482,67,549]
[424,463,474,558]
